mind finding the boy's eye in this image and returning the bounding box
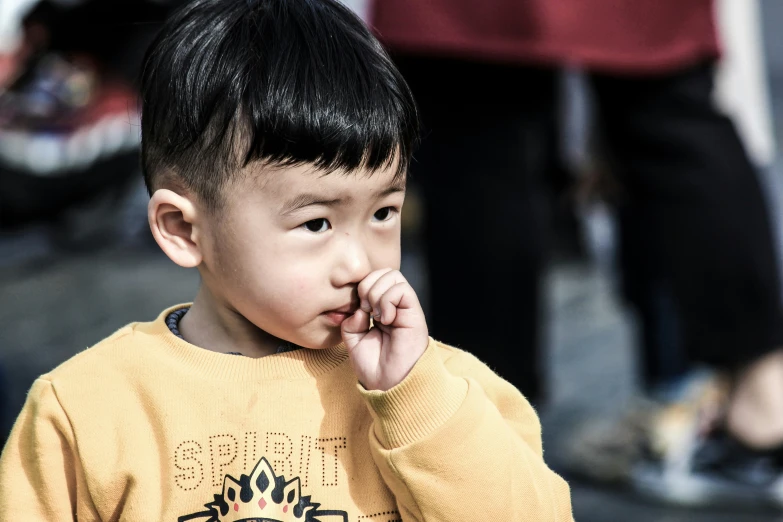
[302,218,330,233]
[373,207,395,222]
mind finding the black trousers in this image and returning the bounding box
[396,55,783,402]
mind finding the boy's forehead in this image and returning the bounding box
[258,162,406,201]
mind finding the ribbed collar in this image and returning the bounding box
[132,304,350,381]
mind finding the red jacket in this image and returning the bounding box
[371,0,720,74]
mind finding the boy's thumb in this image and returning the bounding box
[341,309,371,345]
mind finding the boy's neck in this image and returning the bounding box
[179,286,282,358]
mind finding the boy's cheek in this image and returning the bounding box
[280,276,320,310]
[292,275,314,294]
[369,244,402,272]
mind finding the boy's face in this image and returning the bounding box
[200,162,405,349]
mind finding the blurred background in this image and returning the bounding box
[3,0,783,519]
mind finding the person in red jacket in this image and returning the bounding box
[372,0,783,506]
[374,0,719,73]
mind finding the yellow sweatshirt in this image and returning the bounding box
[0,306,573,521]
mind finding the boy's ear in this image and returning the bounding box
[148,189,203,268]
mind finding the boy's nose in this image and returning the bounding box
[332,235,372,286]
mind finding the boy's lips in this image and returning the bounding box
[321,303,359,325]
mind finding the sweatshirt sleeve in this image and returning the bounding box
[0,378,93,520]
[358,340,574,521]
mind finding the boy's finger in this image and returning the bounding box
[341,308,371,338]
[378,282,409,325]
[366,271,407,317]
[358,268,395,311]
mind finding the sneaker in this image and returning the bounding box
[561,396,655,483]
[632,427,783,510]
[562,370,724,484]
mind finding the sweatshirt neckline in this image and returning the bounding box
[133,304,349,381]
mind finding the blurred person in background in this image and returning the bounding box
[0,0,175,455]
[0,0,173,244]
[372,0,783,506]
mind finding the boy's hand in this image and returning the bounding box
[341,268,429,391]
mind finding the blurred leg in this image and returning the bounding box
[617,204,688,393]
[590,61,783,372]
[395,55,557,402]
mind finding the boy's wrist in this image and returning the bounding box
[358,339,468,449]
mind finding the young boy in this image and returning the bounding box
[0,0,573,519]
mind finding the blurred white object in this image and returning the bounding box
[0,0,38,53]
[713,0,776,166]
[340,0,369,22]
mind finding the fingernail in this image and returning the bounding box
[373,308,380,319]
[361,300,371,312]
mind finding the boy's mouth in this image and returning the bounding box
[321,302,359,325]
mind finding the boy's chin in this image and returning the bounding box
[296,329,344,350]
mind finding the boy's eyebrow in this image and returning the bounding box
[281,194,344,215]
[281,180,406,215]
[376,182,406,198]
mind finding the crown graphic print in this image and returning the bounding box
[179,456,348,522]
